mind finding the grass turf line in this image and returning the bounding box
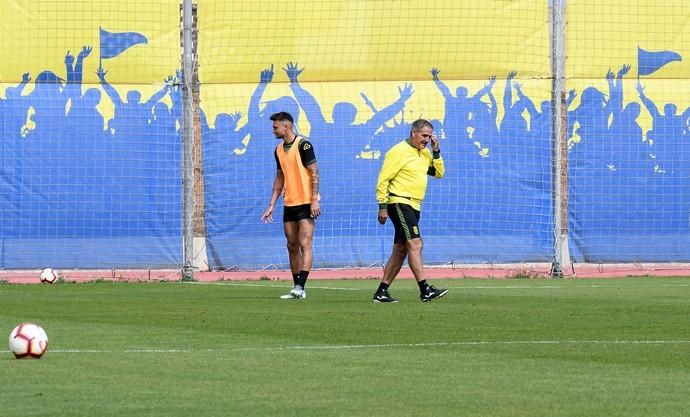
[1,278,689,417]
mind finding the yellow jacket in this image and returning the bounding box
[376,140,444,211]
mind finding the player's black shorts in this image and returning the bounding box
[283,204,314,222]
[387,203,421,243]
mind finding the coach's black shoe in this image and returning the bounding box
[420,285,448,302]
[373,289,399,303]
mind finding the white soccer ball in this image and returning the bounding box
[9,323,49,359]
[40,268,59,284]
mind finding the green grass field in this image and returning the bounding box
[1,277,689,417]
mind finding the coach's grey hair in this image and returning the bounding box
[410,119,433,136]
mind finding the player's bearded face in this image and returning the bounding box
[272,121,290,138]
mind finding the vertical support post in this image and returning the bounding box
[181,0,195,281]
[551,0,571,277]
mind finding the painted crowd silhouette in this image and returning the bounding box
[3,48,690,266]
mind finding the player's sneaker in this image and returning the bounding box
[280,286,306,299]
[290,286,306,299]
[420,285,448,302]
[372,289,399,303]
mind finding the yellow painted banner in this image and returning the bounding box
[199,0,550,84]
[198,0,551,136]
[1,0,180,85]
[567,0,690,146]
[568,0,690,80]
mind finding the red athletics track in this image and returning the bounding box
[2,263,690,284]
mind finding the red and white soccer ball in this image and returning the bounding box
[39,268,59,284]
[9,323,49,359]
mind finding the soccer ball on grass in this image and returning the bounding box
[40,268,59,284]
[9,323,49,359]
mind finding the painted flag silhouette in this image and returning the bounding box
[638,47,682,76]
[100,28,148,59]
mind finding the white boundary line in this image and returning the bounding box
[6,339,688,354]
[236,339,690,351]
[184,282,361,291]
[183,281,690,291]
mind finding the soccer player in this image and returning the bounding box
[373,119,447,303]
[261,112,320,299]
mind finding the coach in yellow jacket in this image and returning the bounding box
[373,119,448,303]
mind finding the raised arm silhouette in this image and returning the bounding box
[604,65,646,173]
[97,66,170,136]
[466,76,498,156]
[499,71,528,141]
[65,47,105,138]
[636,81,684,173]
[285,62,413,158]
[637,81,683,142]
[430,67,494,143]
[234,64,301,157]
[64,46,92,102]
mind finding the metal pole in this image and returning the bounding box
[181,0,195,281]
[551,0,571,277]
